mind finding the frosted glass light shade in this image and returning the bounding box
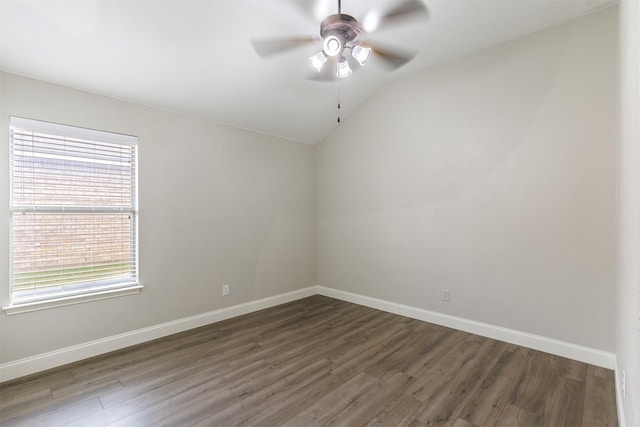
[309,51,327,72]
[337,57,352,78]
[352,45,371,66]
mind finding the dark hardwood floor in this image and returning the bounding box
[0,295,618,426]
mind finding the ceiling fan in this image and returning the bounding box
[251,0,429,82]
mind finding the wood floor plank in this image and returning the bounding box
[112,387,239,427]
[0,387,53,419]
[493,403,543,427]
[509,351,563,415]
[556,355,589,382]
[0,370,73,401]
[2,390,105,427]
[281,371,381,426]
[451,418,479,427]
[240,370,344,426]
[97,370,238,426]
[403,334,488,403]
[330,326,418,380]
[582,366,618,427]
[230,354,330,401]
[203,359,337,426]
[66,360,233,426]
[11,397,103,427]
[68,326,223,382]
[404,328,468,379]
[545,376,585,426]
[415,339,509,426]
[337,310,404,343]
[112,339,252,390]
[326,372,415,426]
[50,377,123,400]
[365,327,447,381]
[0,295,618,427]
[97,354,234,409]
[366,394,424,427]
[457,346,529,426]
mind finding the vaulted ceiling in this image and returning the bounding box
[0,0,617,144]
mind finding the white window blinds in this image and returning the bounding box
[9,117,138,305]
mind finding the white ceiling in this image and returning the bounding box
[0,0,617,144]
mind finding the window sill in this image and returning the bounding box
[2,285,144,315]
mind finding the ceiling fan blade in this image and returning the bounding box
[375,0,429,32]
[285,0,323,23]
[251,36,317,58]
[368,42,416,71]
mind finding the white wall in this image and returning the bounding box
[617,0,640,425]
[0,72,316,364]
[317,8,617,353]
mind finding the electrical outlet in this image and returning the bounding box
[442,289,450,302]
[222,284,230,296]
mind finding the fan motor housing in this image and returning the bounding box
[320,14,366,45]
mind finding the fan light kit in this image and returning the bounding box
[251,0,429,83]
[309,12,372,78]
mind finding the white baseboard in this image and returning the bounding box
[317,286,616,370]
[1,284,617,383]
[0,286,317,383]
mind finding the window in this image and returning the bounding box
[7,117,139,312]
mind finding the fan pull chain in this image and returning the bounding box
[337,92,341,123]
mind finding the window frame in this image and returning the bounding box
[4,117,141,315]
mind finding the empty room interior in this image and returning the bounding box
[0,0,639,426]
